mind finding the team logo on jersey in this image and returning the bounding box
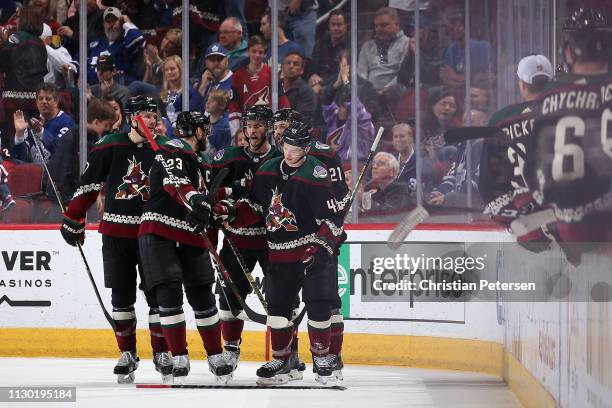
[314,141,330,150]
[313,165,328,179]
[244,87,270,108]
[266,187,298,232]
[115,156,150,201]
[214,149,225,161]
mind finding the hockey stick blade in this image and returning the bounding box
[510,209,556,236]
[136,384,347,390]
[444,126,505,144]
[387,205,430,250]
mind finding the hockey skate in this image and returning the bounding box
[224,343,241,373]
[331,354,344,381]
[312,354,338,385]
[113,351,139,384]
[288,351,306,381]
[208,353,234,384]
[255,356,292,385]
[153,351,173,384]
[171,354,190,384]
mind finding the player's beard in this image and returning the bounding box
[248,133,266,151]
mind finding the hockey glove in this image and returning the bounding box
[186,194,212,233]
[60,215,85,247]
[231,177,252,199]
[211,199,236,227]
[302,238,335,273]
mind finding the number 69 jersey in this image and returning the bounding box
[524,74,612,241]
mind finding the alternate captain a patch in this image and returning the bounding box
[266,187,298,232]
[213,149,225,161]
[115,156,151,201]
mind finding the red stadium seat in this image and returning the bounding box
[7,163,44,197]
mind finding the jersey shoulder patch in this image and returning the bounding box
[213,149,225,161]
[167,138,184,148]
[313,165,328,179]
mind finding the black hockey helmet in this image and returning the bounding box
[562,8,612,62]
[125,95,159,122]
[272,108,304,124]
[281,121,311,148]
[176,111,210,138]
[242,104,273,129]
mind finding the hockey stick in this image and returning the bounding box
[136,116,269,325]
[510,208,556,236]
[219,227,268,312]
[28,127,116,330]
[387,203,485,250]
[444,126,505,144]
[137,383,347,390]
[346,127,384,210]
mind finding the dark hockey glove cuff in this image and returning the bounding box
[302,237,335,270]
[212,199,236,227]
[187,194,212,232]
[60,215,85,247]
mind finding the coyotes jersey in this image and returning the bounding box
[139,138,209,248]
[65,132,160,238]
[480,101,535,217]
[227,64,290,124]
[210,145,281,249]
[524,73,612,241]
[233,156,344,263]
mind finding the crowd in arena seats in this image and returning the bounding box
[0,0,501,223]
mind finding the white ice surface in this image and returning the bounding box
[0,358,522,408]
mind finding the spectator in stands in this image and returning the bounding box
[469,85,491,117]
[357,7,409,95]
[320,48,380,122]
[0,5,47,149]
[47,98,115,205]
[232,127,248,147]
[205,89,231,153]
[195,44,233,113]
[142,28,182,87]
[423,86,461,161]
[12,83,76,163]
[110,0,172,34]
[159,55,201,126]
[428,110,487,208]
[362,152,413,215]
[440,6,492,89]
[218,16,248,71]
[280,51,315,126]
[276,0,317,58]
[103,95,130,133]
[90,55,130,106]
[58,0,105,57]
[41,23,77,89]
[391,123,416,184]
[260,9,304,70]
[3,0,61,34]
[0,150,15,212]
[228,35,290,135]
[86,7,145,85]
[308,9,349,93]
[397,14,441,88]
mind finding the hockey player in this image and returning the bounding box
[273,108,348,379]
[479,54,555,251]
[523,7,612,263]
[60,96,172,383]
[216,122,344,385]
[210,104,282,376]
[137,110,234,383]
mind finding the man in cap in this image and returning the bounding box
[86,7,145,85]
[196,43,233,112]
[91,54,130,106]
